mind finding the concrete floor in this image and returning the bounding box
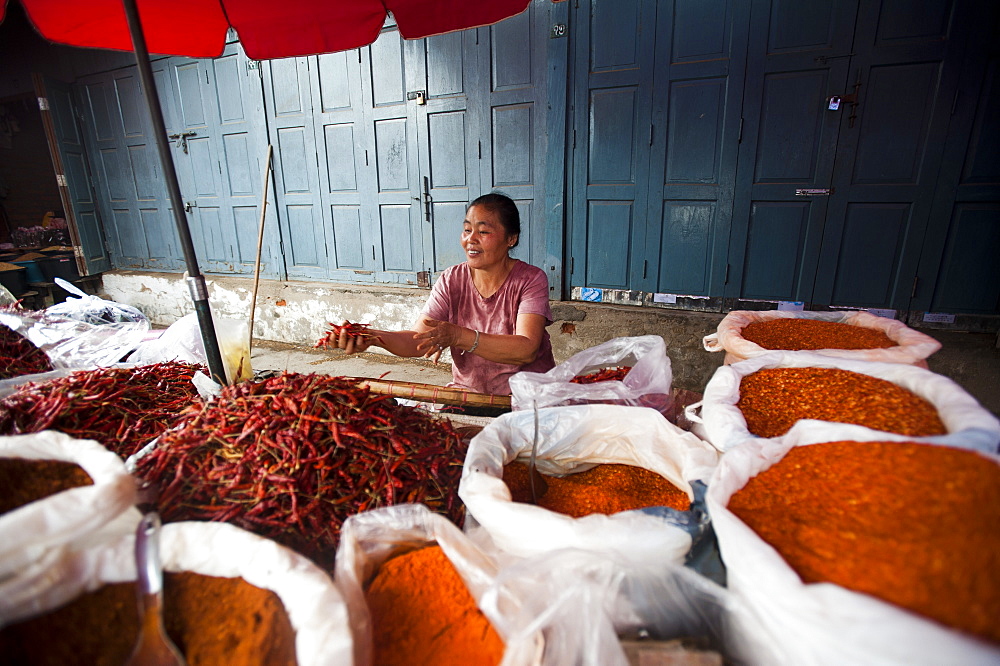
[250,327,1000,419]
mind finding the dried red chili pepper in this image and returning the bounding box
[0,362,205,458]
[728,440,1000,645]
[737,367,946,438]
[315,321,381,348]
[570,366,632,384]
[133,372,467,572]
[0,324,53,380]
[740,318,895,351]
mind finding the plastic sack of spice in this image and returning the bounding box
[0,309,148,369]
[703,309,941,366]
[0,520,352,665]
[691,351,1000,453]
[129,311,252,383]
[335,503,548,666]
[459,404,719,562]
[509,335,674,415]
[0,431,137,581]
[705,432,1000,665]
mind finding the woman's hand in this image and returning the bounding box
[413,318,460,363]
[336,322,377,354]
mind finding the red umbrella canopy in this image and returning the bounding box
[3,0,530,59]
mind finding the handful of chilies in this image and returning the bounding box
[314,321,381,348]
[133,372,467,572]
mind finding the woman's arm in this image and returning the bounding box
[415,312,546,366]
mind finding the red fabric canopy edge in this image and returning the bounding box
[6,0,531,60]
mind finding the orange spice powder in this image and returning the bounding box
[503,462,690,517]
[737,367,946,438]
[728,440,1000,644]
[741,318,895,350]
[366,545,504,666]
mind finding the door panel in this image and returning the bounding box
[570,0,657,292]
[162,45,279,276]
[812,0,967,309]
[647,0,748,303]
[727,0,856,304]
[37,77,112,275]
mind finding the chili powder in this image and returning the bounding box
[503,461,690,517]
[737,367,946,438]
[740,318,895,351]
[727,440,1000,644]
[0,458,92,516]
[366,544,504,666]
[0,571,297,665]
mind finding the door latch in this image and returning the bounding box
[406,90,426,105]
[184,200,198,213]
[168,131,198,154]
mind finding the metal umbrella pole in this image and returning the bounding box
[120,0,228,385]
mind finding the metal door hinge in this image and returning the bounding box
[55,174,67,187]
[37,97,49,111]
[417,270,431,288]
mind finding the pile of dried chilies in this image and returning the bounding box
[0,361,205,458]
[315,321,380,348]
[0,324,53,380]
[133,372,467,571]
[570,366,632,384]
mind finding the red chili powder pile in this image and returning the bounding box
[503,461,690,517]
[366,544,505,666]
[728,440,1000,644]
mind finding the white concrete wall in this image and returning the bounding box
[99,270,728,391]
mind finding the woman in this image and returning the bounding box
[337,192,555,395]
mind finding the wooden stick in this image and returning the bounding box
[346,377,512,409]
[248,145,273,354]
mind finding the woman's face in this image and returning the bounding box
[462,204,516,270]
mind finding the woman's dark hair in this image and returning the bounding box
[468,192,520,247]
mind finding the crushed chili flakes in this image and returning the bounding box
[0,458,93,516]
[737,367,946,438]
[366,544,504,666]
[727,440,1000,644]
[741,318,895,351]
[0,572,297,665]
[570,366,632,384]
[503,462,690,517]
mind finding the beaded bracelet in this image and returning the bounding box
[462,329,480,355]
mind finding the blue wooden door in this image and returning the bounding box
[643,0,749,306]
[37,76,112,275]
[916,1,1000,316]
[727,0,858,305]
[476,1,550,272]
[158,43,280,278]
[75,67,183,272]
[569,0,659,292]
[810,0,972,310]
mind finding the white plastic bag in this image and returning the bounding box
[459,405,719,563]
[696,351,1000,453]
[707,433,1000,665]
[129,311,252,383]
[509,336,673,413]
[0,310,148,369]
[334,504,545,666]
[0,431,137,581]
[703,309,941,366]
[0,521,352,666]
[46,278,149,326]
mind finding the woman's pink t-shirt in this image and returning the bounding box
[421,260,555,395]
